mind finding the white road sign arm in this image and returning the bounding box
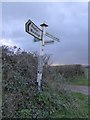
[25,19,42,40]
[45,32,60,42]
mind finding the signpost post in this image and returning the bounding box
[25,19,59,92]
[37,23,48,91]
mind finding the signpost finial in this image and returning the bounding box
[40,22,48,27]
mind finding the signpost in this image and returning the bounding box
[25,19,59,92]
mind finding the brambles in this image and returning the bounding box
[1,45,88,118]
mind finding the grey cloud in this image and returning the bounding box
[2,2,50,23]
[2,2,88,65]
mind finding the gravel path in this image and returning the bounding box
[66,85,90,95]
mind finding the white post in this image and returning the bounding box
[37,22,48,92]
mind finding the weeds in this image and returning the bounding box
[1,45,88,118]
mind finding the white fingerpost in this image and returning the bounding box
[25,19,59,92]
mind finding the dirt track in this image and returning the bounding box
[66,85,90,95]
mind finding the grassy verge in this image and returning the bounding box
[70,92,88,117]
[18,91,88,118]
[68,77,89,86]
[17,77,89,118]
[50,92,88,118]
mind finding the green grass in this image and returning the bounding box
[71,93,88,117]
[89,95,90,118]
[68,77,89,86]
[65,67,89,86]
[46,78,89,118]
[50,92,88,118]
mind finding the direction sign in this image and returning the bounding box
[44,40,54,45]
[25,19,42,40]
[45,32,59,42]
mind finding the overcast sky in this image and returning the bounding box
[1,2,88,65]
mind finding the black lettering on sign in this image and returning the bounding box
[31,29,40,37]
[31,24,38,32]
